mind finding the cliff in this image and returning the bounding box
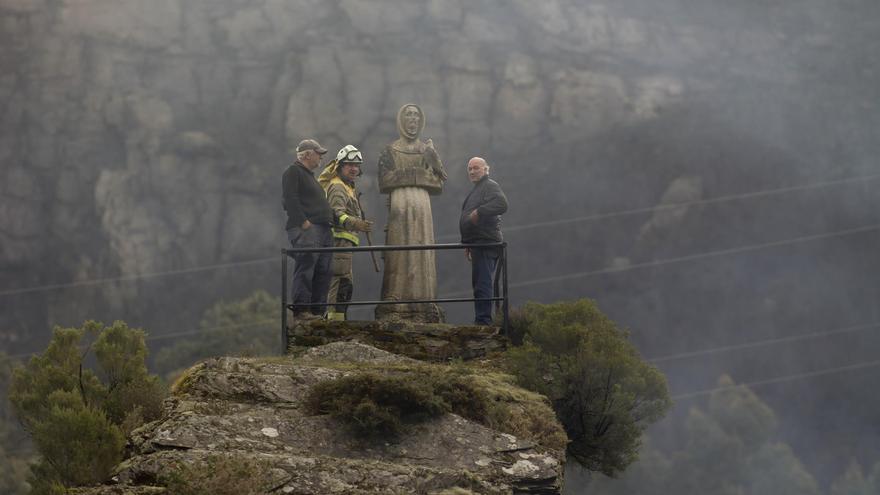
[72,327,567,494]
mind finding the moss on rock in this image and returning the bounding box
[296,353,567,451]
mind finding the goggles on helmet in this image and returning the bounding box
[336,145,363,164]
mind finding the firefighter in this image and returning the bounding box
[319,145,373,320]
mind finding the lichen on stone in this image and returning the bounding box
[74,340,565,494]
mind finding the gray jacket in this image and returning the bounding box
[459,175,508,244]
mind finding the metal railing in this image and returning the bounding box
[281,242,509,352]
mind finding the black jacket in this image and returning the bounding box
[460,175,508,244]
[282,162,334,230]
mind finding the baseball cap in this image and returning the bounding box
[296,139,328,154]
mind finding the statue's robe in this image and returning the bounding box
[375,139,445,323]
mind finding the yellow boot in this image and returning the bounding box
[326,311,346,321]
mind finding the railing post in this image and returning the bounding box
[493,253,502,314]
[502,242,509,336]
[281,250,288,355]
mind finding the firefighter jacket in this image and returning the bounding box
[325,176,364,246]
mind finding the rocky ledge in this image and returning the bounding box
[74,340,565,494]
[288,320,507,362]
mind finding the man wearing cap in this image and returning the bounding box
[283,139,335,320]
[460,157,508,325]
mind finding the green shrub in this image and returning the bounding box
[304,364,567,451]
[504,300,671,476]
[9,320,166,489]
[160,455,273,495]
[10,326,106,430]
[94,321,166,430]
[30,391,124,487]
[306,373,448,436]
[495,306,531,346]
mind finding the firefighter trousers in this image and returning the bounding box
[327,238,355,320]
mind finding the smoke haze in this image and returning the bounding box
[2,0,879,489]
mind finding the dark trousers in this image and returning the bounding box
[287,224,333,315]
[471,247,500,325]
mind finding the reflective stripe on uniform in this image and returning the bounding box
[332,229,360,245]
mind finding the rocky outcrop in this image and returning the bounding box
[288,320,507,362]
[74,341,565,494]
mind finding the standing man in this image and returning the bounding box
[459,157,508,325]
[283,139,335,321]
[319,145,373,321]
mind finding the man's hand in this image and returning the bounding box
[465,247,472,261]
[347,218,374,233]
[301,219,312,230]
[469,209,479,225]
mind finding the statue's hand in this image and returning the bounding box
[424,145,439,162]
[422,144,446,180]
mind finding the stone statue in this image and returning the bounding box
[375,104,448,323]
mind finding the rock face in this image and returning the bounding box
[5,0,876,349]
[76,341,565,494]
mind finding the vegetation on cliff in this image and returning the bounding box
[586,375,824,494]
[159,454,274,495]
[8,321,165,494]
[304,363,567,451]
[297,297,670,476]
[5,295,670,492]
[503,299,672,476]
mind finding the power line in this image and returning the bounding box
[647,322,880,363]
[502,222,880,291]
[0,318,279,363]
[440,222,880,297]
[377,222,880,303]
[0,257,276,297]
[436,172,880,241]
[3,173,876,298]
[672,358,880,401]
[142,318,277,343]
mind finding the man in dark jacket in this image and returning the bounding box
[283,138,335,320]
[459,157,508,325]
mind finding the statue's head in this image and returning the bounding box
[397,104,425,141]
